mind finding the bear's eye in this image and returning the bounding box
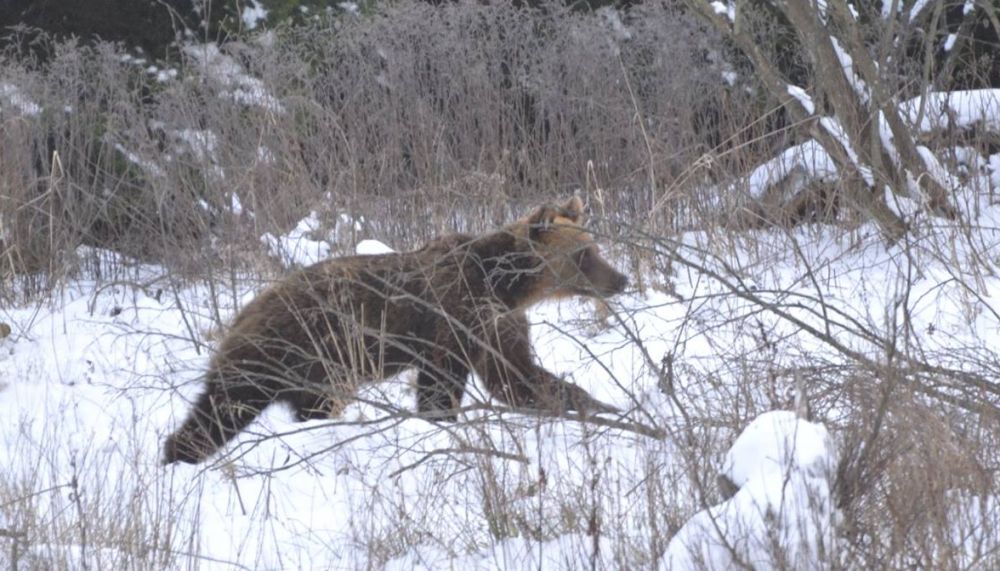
[575,248,594,271]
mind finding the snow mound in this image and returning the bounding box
[663,411,837,570]
[356,239,395,255]
[261,211,364,267]
[746,140,838,199]
[722,410,833,487]
[900,89,1000,133]
[261,210,331,267]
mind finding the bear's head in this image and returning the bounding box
[520,196,629,300]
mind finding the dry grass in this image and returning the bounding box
[0,1,752,303]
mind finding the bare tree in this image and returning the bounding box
[687,0,962,242]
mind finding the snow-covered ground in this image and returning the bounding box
[0,235,685,569]
[3,183,996,567]
[3,189,1000,569]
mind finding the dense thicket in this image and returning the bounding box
[0,2,741,285]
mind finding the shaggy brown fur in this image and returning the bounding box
[163,197,628,464]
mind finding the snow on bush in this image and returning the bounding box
[242,0,269,30]
[182,43,284,112]
[0,83,42,117]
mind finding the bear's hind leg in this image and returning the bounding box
[290,392,331,421]
[283,362,356,421]
[287,390,352,422]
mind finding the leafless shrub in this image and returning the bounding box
[0,413,186,569]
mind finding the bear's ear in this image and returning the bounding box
[561,196,585,223]
[526,204,560,238]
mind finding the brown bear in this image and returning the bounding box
[163,196,628,464]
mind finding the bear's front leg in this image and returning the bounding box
[415,355,470,421]
[475,312,619,415]
[537,369,620,415]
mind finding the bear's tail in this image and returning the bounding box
[162,380,265,465]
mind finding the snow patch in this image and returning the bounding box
[256,145,275,163]
[230,192,245,216]
[989,154,1000,189]
[261,211,332,267]
[907,0,933,20]
[386,533,614,570]
[944,33,958,52]
[155,67,178,83]
[746,140,838,199]
[830,37,869,103]
[746,89,1000,202]
[113,143,166,178]
[722,411,833,487]
[175,129,218,162]
[915,144,961,192]
[819,117,873,185]
[597,7,632,41]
